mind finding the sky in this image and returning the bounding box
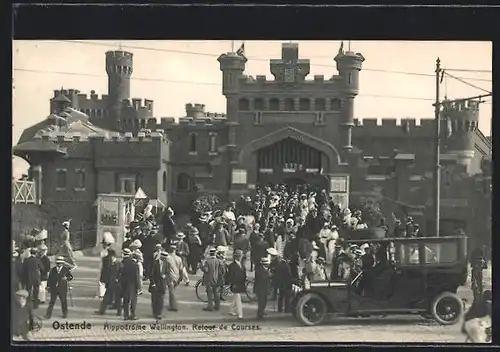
[12,40,492,178]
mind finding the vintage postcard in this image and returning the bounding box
[12,40,491,343]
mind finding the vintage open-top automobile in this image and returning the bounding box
[292,236,468,326]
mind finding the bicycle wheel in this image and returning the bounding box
[245,279,257,302]
[195,279,208,303]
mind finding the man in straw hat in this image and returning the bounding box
[165,244,188,311]
[175,232,190,270]
[119,248,141,320]
[149,251,169,320]
[13,289,34,341]
[37,244,51,305]
[202,247,225,312]
[44,256,73,319]
[21,247,44,309]
[255,256,271,319]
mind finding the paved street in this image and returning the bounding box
[16,254,487,342]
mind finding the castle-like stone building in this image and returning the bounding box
[14,42,491,246]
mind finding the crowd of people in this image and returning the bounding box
[11,183,491,342]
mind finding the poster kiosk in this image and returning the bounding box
[95,193,136,256]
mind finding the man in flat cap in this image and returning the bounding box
[149,251,169,319]
[119,248,141,320]
[44,256,73,319]
[202,247,225,312]
[21,247,44,309]
[13,290,34,341]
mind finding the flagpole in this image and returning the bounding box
[348,40,351,51]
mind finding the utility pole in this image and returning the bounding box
[433,58,442,237]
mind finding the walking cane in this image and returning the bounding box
[68,285,75,307]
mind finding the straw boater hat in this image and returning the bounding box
[176,232,186,240]
[160,251,168,258]
[155,243,163,249]
[208,247,217,256]
[267,248,279,256]
[16,289,29,299]
[261,257,271,265]
[122,248,131,257]
[217,245,229,253]
[56,256,66,264]
[35,229,48,241]
[130,239,142,248]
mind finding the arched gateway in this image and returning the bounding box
[238,126,343,189]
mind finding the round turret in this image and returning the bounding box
[217,52,247,96]
[443,99,480,166]
[185,103,206,118]
[334,50,364,97]
[106,50,133,117]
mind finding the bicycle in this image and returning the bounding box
[195,278,254,303]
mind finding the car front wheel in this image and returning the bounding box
[294,292,328,326]
[430,291,464,325]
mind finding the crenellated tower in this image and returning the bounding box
[217,51,247,164]
[106,50,133,127]
[442,98,480,168]
[334,43,364,151]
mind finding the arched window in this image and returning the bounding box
[330,98,341,110]
[254,98,264,110]
[189,133,197,154]
[239,98,250,111]
[284,98,294,111]
[177,173,191,192]
[315,98,326,111]
[162,171,167,192]
[299,98,311,111]
[209,133,217,153]
[269,98,280,111]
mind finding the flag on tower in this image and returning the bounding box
[236,42,245,56]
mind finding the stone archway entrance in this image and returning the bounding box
[255,137,330,189]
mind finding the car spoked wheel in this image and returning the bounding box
[430,292,464,325]
[295,293,327,326]
[195,279,208,303]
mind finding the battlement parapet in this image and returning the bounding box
[53,89,81,98]
[352,118,435,136]
[106,50,133,65]
[185,103,206,118]
[443,99,480,122]
[238,75,342,91]
[76,90,109,101]
[159,116,227,128]
[122,98,154,111]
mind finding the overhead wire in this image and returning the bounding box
[443,71,491,94]
[49,40,492,83]
[13,67,436,102]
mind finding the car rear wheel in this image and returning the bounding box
[430,292,464,325]
[295,293,328,326]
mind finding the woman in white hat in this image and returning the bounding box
[57,221,77,271]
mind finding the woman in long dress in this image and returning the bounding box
[95,232,115,299]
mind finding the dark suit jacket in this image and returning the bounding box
[21,256,44,289]
[101,258,120,288]
[226,261,246,293]
[39,255,51,281]
[120,257,141,297]
[150,259,168,294]
[254,264,270,295]
[47,265,73,293]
